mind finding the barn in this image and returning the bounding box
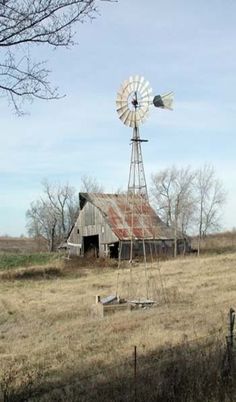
[67,192,188,259]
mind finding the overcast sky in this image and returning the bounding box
[0,0,236,236]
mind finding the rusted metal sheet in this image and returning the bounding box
[79,193,175,241]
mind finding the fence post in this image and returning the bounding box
[227,308,235,374]
[229,308,235,347]
[134,345,137,402]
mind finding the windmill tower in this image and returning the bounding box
[116,75,173,268]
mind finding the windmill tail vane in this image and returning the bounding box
[153,92,174,110]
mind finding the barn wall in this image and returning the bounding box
[119,240,172,260]
[68,201,118,256]
[120,239,190,260]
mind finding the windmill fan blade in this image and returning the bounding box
[135,110,142,123]
[119,81,130,97]
[116,102,127,111]
[116,93,127,104]
[142,104,149,115]
[119,108,129,121]
[116,104,129,115]
[129,76,136,93]
[140,93,152,103]
[133,75,140,91]
[135,76,143,94]
[139,80,151,96]
[116,96,127,105]
[123,110,132,126]
[153,92,174,110]
[121,79,129,90]
[146,87,153,96]
[139,108,148,122]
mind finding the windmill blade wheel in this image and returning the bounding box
[116,75,153,127]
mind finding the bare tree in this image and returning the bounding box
[195,165,226,255]
[151,166,195,257]
[80,174,104,193]
[151,164,227,257]
[42,180,79,237]
[0,0,114,113]
[26,199,58,252]
[26,180,79,251]
[151,168,176,227]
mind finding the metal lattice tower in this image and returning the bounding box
[128,123,148,199]
[116,75,173,300]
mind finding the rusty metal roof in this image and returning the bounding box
[79,193,176,241]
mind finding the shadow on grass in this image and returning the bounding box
[0,265,65,281]
[2,337,236,402]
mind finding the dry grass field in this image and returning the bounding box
[0,236,47,254]
[1,252,236,401]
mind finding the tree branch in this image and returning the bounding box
[0,0,115,113]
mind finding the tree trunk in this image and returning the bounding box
[197,199,203,256]
[174,224,177,258]
[50,225,56,252]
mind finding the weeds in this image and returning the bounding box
[0,361,42,402]
[191,231,236,255]
[0,253,59,271]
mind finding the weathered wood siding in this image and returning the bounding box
[68,201,118,256]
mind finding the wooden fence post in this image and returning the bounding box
[134,345,137,402]
[227,308,235,374]
[229,308,235,347]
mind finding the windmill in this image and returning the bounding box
[116,75,173,199]
[116,75,173,268]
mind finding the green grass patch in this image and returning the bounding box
[0,253,59,270]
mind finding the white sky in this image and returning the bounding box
[0,0,236,236]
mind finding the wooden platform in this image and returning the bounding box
[91,294,156,318]
[91,301,131,318]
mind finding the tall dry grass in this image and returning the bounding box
[1,253,236,400]
[191,230,236,254]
